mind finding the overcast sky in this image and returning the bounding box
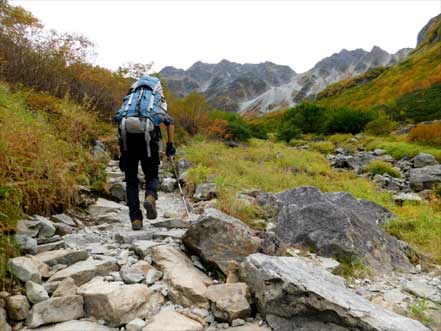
[11,0,441,73]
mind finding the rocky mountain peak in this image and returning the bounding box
[417,13,441,47]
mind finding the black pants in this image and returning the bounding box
[123,132,160,221]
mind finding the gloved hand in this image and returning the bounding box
[166,142,176,158]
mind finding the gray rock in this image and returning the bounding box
[177,159,191,178]
[206,283,251,323]
[53,222,74,236]
[152,228,187,240]
[393,192,423,206]
[35,249,89,267]
[150,218,192,229]
[92,140,106,156]
[48,258,119,286]
[25,281,49,304]
[8,256,42,283]
[0,307,11,331]
[240,254,429,331]
[145,268,163,285]
[88,198,130,224]
[405,279,441,303]
[52,277,77,297]
[161,178,177,193]
[373,149,386,156]
[182,208,262,275]
[78,277,164,326]
[26,295,84,328]
[193,183,217,201]
[373,174,406,192]
[223,322,271,331]
[32,216,56,239]
[412,153,438,168]
[50,214,76,227]
[131,240,163,258]
[115,229,156,244]
[120,260,153,284]
[23,320,114,331]
[15,235,38,255]
[409,165,441,191]
[152,245,212,308]
[274,186,411,272]
[36,240,65,253]
[142,310,204,331]
[6,295,30,321]
[109,182,126,202]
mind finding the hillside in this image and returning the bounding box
[160,47,409,114]
[315,14,441,121]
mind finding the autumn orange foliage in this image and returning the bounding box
[409,122,441,146]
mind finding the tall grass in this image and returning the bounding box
[184,138,441,263]
[0,82,114,288]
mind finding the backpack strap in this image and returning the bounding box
[120,118,128,151]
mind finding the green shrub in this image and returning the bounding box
[288,139,308,147]
[281,103,326,133]
[365,160,401,178]
[310,141,335,154]
[364,112,398,135]
[323,108,374,135]
[276,122,302,143]
[209,111,267,141]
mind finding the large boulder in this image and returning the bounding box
[412,153,438,168]
[152,245,212,308]
[48,257,119,286]
[143,310,204,331]
[26,295,84,328]
[274,186,411,272]
[409,165,441,191]
[240,254,429,331]
[182,209,262,275]
[205,283,251,323]
[77,277,164,326]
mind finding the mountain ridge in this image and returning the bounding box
[160,46,410,114]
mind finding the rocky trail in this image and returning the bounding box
[2,158,441,331]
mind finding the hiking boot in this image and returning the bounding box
[131,219,143,231]
[143,194,158,220]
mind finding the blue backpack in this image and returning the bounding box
[114,75,168,157]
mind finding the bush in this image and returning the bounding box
[364,112,398,135]
[323,108,374,135]
[209,110,267,141]
[365,160,401,178]
[409,122,441,146]
[276,122,302,143]
[281,103,326,133]
[310,141,335,154]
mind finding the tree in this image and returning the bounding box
[116,62,154,79]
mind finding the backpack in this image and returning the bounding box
[114,75,168,157]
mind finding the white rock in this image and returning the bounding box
[26,295,84,328]
[35,249,89,266]
[8,256,42,283]
[52,277,77,297]
[126,318,145,331]
[142,310,204,331]
[0,307,11,331]
[77,277,164,326]
[152,245,212,308]
[24,320,114,331]
[26,281,49,304]
[48,258,119,286]
[145,268,162,285]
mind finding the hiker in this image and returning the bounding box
[114,75,175,230]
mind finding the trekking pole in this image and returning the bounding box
[169,156,191,217]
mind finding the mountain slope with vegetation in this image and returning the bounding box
[316,14,441,122]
